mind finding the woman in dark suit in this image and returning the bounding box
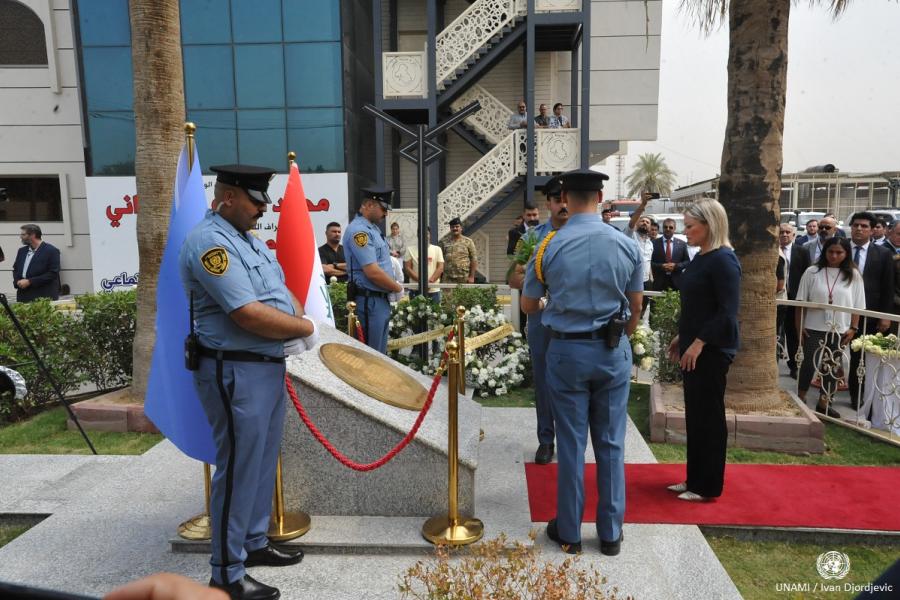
[666,198,741,501]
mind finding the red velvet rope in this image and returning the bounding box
[355,322,366,343]
[285,328,457,472]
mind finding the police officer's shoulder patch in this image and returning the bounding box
[200,247,229,276]
[353,232,369,247]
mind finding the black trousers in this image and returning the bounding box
[682,349,731,498]
[777,305,798,371]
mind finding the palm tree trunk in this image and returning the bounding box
[129,0,185,398]
[718,0,790,410]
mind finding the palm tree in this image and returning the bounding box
[128,0,185,398]
[681,0,861,410]
[624,153,678,198]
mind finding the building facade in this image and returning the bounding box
[0,0,660,296]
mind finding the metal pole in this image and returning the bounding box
[417,125,429,300]
[421,340,483,546]
[177,464,212,540]
[347,301,357,338]
[457,306,466,395]
[268,451,311,541]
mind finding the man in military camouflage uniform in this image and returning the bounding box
[440,217,478,284]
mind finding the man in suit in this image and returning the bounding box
[846,211,894,412]
[506,203,541,256]
[12,224,60,303]
[794,218,817,247]
[650,218,689,291]
[776,223,798,378]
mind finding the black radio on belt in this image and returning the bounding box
[605,301,628,349]
[346,278,358,299]
[185,292,200,371]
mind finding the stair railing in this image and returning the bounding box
[449,84,515,145]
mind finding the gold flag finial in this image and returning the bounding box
[184,122,197,171]
[288,151,297,164]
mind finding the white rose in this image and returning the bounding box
[480,391,488,398]
[633,343,646,356]
[640,357,654,371]
[488,379,496,387]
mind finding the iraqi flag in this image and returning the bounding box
[276,161,335,326]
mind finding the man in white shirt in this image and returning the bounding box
[627,191,655,315]
[507,100,528,130]
[404,227,445,304]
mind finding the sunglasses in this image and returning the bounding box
[820,226,833,231]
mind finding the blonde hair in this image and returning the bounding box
[684,198,731,250]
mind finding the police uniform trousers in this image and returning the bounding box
[194,357,287,584]
[546,338,631,544]
[527,316,555,445]
[355,294,391,354]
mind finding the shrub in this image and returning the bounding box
[75,290,136,391]
[398,533,624,600]
[648,290,681,384]
[328,282,348,333]
[442,285,498,314]
[0,299,85,422]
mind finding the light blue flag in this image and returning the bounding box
[145,142,215,463]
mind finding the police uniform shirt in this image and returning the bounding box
[179,210,294,357]
[343,214,393,291]
[523,212,643,332]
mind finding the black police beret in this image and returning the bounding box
[560,168,610,192]
[543,177,563,198]
[448,217,462,227]
[210,164,276,204]
[361,185,394,208]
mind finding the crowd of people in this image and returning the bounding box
[507,100,572,130]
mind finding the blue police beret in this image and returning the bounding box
[210,164,276,204]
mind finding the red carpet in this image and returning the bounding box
[525,463,900,531]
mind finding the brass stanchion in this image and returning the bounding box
[422,341,484,546]
[177,463,213,540]
[268,452,311,541]
[456,306,466,395]
[347,301,357,337]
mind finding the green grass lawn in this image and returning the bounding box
[706,535,899,600]
[0,407,162,455]
[627,383,900,466]
[0,523,31,548]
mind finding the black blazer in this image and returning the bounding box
[857,242,895,315]
[12,242,60,302]
[650,236,689,290]
[788,239,819,300]
[506,223,526,256]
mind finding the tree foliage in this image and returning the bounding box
[624,153,677,198]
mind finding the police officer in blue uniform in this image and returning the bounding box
[509,178,569,465]
[522,169,643,556]
[180,165,315,600]
[342,186,403,354]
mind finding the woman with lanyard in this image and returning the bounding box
[794,237,865,417]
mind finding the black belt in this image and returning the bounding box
[198,346,284,363]
[356,289,389,299]
[549,326,609,340]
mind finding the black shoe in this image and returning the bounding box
[534,443,554,465]
[815,405,841,419]
[546,518,581,554]
[600,532,624,556]
[209,575,280,600]
[245,543,305,567]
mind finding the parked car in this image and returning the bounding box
[870,209,900,226]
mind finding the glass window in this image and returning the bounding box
[183,45,235,109]
[285,42,342,107]
[180,0,231,44]
[238,110,286,168]
[287,108,343,172]
[77,0,131,46]
[82,47,134,111]
[872,182,890,207]
[188,111,238,170]
[234,45,285,108]
[88,112,136,175]
[231,0,281,43]
[0,177,62,222]
[283,0,340,42]
[0,0,48,65]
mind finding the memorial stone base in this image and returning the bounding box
[281,324,481,517]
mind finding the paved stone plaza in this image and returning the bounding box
[0,407,741,599]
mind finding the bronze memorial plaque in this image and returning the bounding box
[318,343,428,411]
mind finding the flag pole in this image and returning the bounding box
[266,150,312,541]
[184,122,196,171]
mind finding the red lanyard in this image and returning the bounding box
[823,268,839,305]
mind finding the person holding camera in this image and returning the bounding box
[179,165,316,600]
[522,169,643,557]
